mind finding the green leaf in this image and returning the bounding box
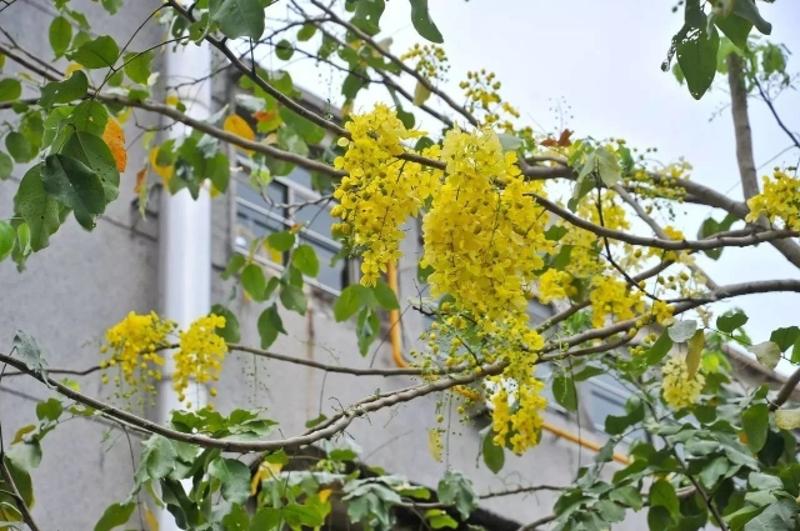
[373,279,399,310]
[649,479,679,520]
[717,309,748,333]
[334,284,372,322]
[6,132,33,163]
[0,151,11,179]
[609,485,643,511]
[13,164,63,251]
[62,130,119,202]
[425,509,458,529]
[350,0,385,35]
[743,499,796,531]
[94,502,135,531]
[267,230,295,252]
[40,71,89,108]
[36,398,63,421]
[596,147,621,187]
[213,0,265,40]
[241,263,267,301]
[275,39,294,60]
[742,403,769,453]
[70,100,109,135]
[70,35,119,69]
[749,341,781,370]
[257,304,285,349]
[222,253,246,280]
[482,430,504,474]
[356,306,379,355]
[211,303,240,343]
[0,78,21,102]
[714,13,752,49]
[293,244,319,277]
[208,458,250,504]
[49,16,72,58]
[297,24,316,41]
[732,0,771,35]
[437,472,476,520]
[408,0,443,43]
[123,51,153,84]
[0,221,13,261]
[605,398,644,435]
[280,283,306,315]
[668,319,697,343]
[42,154,106,229]
[553,374,578,411]
[770,326,799,352]
[676,4,720,99]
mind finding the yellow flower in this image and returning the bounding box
[490,379,547,454]
[661,355,705,409]
[101,311,175,394]
[173,314,228,401]
[746,170,800,230]
[588,276,644,328]
[537,269,575,303]
[331,104,437,285]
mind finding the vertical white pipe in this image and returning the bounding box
[157,19,212,531]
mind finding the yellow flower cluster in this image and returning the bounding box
[400,43,449,82]
[650,300,675,326]
[560,194,631,279]
[459,69,520,129]
[746,170,800,230]
[537,269,575,303]
[422,128,551,320]
[173,314,228,402]
[490,381,547,454]
[661,355,705,409]
[627,160,691,201]
[588,276,645,328]
[100,312,174,394]
[331,104,440,285]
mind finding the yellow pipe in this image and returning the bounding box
[386,261,407,367]
[542,421,630,465]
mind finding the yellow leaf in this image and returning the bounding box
[165,91,179,107]
[149,147,173,186]
[413,80,431,106]
[250,459,284,495]
[686,330,704,378]
[144,505,159,531]
[102,118,127,172]
[318,488,333,503]
[224,114,256,154]
[64,62,83,78]
[12,424,36,444]
[776,408,800,431]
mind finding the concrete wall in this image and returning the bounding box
[0,0,161,528]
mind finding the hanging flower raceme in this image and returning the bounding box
[173,314,228,402]
[661,355,705,409]
[746,170,800,230]
[100,312,228,402]
[489,380,548,455]
[588,275,645,328]
[100,311,175,394]
[331,104,441,286]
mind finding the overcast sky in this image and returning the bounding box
[277,1,800,366]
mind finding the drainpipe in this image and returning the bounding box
[156,22,212,531]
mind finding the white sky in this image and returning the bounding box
[275,1,800,363]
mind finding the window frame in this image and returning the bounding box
[232,167,356,296]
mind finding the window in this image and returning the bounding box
[235,166,352,294]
